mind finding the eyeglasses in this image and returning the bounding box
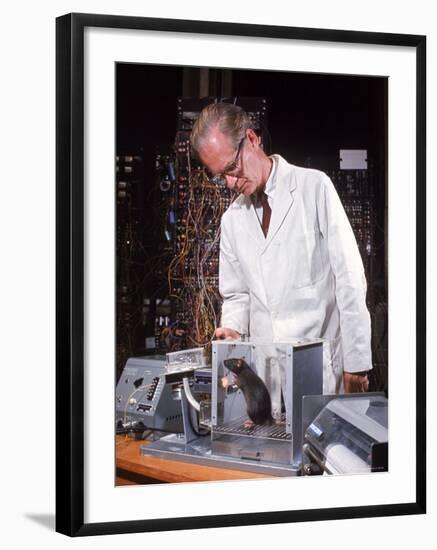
[204,136,246,186]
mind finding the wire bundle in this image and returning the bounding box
[168,135,235,350]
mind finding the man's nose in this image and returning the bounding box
[225,175,238,189]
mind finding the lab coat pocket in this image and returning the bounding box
[288,229,324,289]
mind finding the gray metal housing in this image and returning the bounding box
[211,339,323,467]
[115,356,184,433]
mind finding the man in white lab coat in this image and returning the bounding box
[191,103,372,408]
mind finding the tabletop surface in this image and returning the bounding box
[116,435,274,484]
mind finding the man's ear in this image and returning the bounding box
[246,128,260,149]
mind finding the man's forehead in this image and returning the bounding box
[198,127,235,172]
[203,127,233,153]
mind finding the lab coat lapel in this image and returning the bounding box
[261,157,296,253]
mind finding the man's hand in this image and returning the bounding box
[343,371,369,393]
[215,327,241,340]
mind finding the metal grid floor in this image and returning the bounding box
[213,416,292,441]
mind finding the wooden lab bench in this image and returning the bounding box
[115,435,273,485]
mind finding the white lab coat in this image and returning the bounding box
[219,155,372,404]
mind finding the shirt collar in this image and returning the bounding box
[264,155,277,199]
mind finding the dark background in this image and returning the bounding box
[117,63,386,176]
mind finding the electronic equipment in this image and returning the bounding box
[140,338,324,476]
[156,97,269,353]
[302,393,388,475]
[122,342,389,477]
[210,339,323,470]
[115,356,184,434]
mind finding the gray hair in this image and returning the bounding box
[190,102,253,156]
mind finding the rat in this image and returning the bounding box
[223,358,274,426]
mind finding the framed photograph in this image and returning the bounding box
[56,13,426,536]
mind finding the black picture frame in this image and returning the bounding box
[56,12,426,537]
